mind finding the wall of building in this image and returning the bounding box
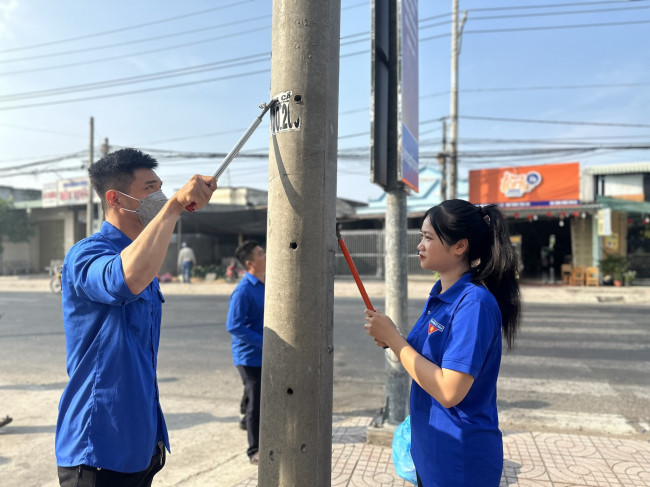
[570,217,593,268]
[601,211,628,258]
[0,237,34,274]
[602,174,645,202]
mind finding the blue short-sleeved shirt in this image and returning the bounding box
[55,221,169,473]
[226,272,264,367]
[407,273,503,487]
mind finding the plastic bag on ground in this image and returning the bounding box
[392,415,418,485]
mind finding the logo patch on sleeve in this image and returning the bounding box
[428,318,445,335]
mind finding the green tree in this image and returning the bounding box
[0,198,35,255]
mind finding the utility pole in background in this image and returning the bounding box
[370,0,418,430]
[448,0,467,199]
[437,118,447,200]
[85,117,94,237]
[259,0,340,485]
[100,138,109,223]
[383,0,410,427]
[384,185,409,426]
[101,138,109,158]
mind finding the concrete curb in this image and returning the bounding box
[2,275,650,304]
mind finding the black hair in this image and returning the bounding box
[88,148,158,210]
[235,240,260,268]
[424,199,521,349]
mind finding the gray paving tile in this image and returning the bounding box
[230,417,650,487]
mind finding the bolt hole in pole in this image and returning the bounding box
[289,241,298,250]
[286,388,293,395]
[300,444,307,453]
[294,94,302,103]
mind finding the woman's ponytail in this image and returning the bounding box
[475,205,520,349]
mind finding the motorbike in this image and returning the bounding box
[225,259,245,283]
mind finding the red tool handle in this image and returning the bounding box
[337,233,388,349]
[337,234,374,310]
[186,202,196,212]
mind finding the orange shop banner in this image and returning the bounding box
[469,162,580,208]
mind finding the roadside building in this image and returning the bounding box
[2,162,649,284]
[0,180,362,277]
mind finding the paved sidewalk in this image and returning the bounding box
[230,415,650,486]
[1,276,649,486]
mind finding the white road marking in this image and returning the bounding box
[500,409,635,435]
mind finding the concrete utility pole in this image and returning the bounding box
[101,137,109,157]
[379,0,410,427]
[437,118,447,200]
[384,188,410,425]
[86,117,94,237]
[448,0,466,199]
[259,1,340,485]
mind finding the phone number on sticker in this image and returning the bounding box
[271,91,301,134]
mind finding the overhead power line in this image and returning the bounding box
[0,151,87,173]
[468,1,649,13]
[466,18,650,35]
[421,17,650,42]
[0,68,270,111]
[0,24,271,65]
[460,115,650,129]
[453,144,650,158]
[458,135,650,146]
[0,16,268,65]
[420,3,650,30]
[459,81,650,94]
[0,0,254,54]
[468,4,650,21]
[342,1,367,11]
[3,24,359,77]
[421,81,650,101]
[0,54,270,102]
[0,165,88,177]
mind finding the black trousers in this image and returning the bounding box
[237,364,261,458]
[58,441,165,487]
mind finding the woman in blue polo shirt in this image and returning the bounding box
[364,199,520,487]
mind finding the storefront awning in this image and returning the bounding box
[497,202,601,217]
[596,196,650,215]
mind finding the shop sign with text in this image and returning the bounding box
[469,162,580,207]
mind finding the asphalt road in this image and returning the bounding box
[2,292,648,433]
[1,291,649,486]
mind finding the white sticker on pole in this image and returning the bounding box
[271,91,301,134]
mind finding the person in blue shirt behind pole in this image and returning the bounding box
[363,199,521,487]
[226,239,266,465]
[56,148,216,487]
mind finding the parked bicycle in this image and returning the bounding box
[50,263,62,293]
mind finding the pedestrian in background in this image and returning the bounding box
[225,240,266,464]
[177,241,196,283]
[56,148,216,487]
[363,199,520,487]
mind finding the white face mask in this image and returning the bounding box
[117,190,168,226]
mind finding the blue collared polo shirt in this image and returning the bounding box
[407,273,503,487]
[226,272,264,367]
[55,221,169,473]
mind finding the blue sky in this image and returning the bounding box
[0,0,648,203]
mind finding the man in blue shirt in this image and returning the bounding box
[56,148,216,487]
[226,240,266,464]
